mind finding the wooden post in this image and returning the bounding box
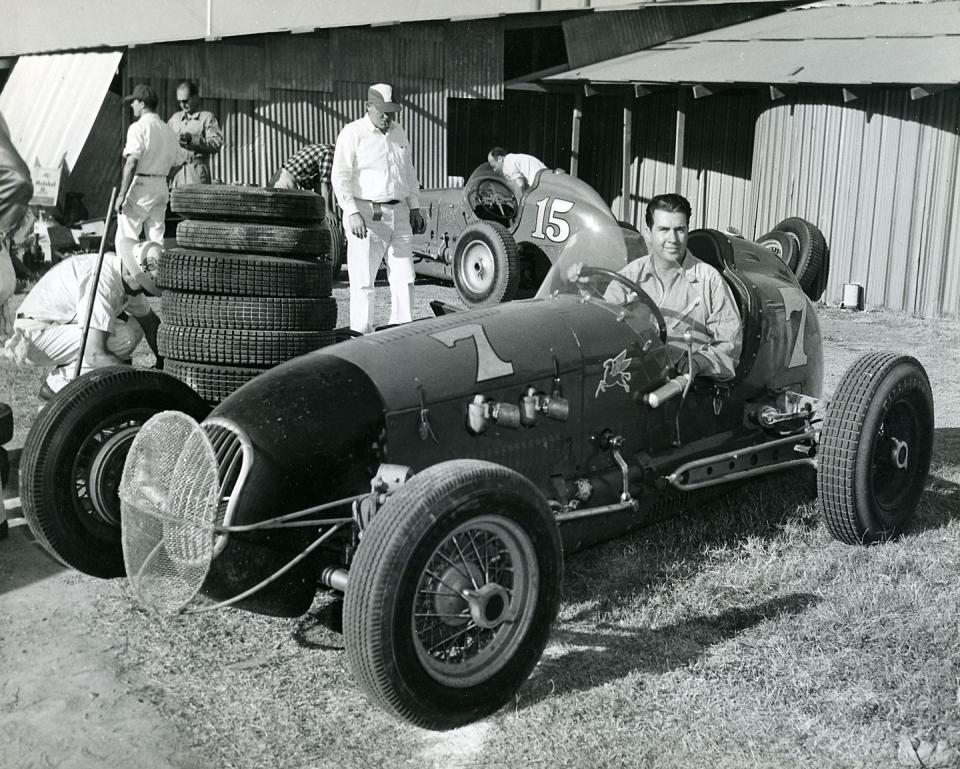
[621,91,633,222]
[570,91,583,178]
[674,87,689,194]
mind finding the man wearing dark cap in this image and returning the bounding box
[115,84,183,271]
[331,83,425,333]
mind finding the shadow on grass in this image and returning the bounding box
[522,591,819,704]
[559,466,819,612]
[913,427,960,533]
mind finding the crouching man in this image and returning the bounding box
[10,244,162,398]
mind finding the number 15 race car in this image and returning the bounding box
[409,162,646,307]
[20,215,933,732]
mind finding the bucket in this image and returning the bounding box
[841,282,864,310]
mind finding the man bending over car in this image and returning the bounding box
[604,193,741,381]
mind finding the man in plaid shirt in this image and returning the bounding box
[270,143,338,228]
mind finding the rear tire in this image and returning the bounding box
[20,367,210,577]
[757,230,800,272]
[819,353,933,544]
[771,218,827,300]
[330,222,347,275]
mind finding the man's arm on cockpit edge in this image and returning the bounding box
[684,273,742,380]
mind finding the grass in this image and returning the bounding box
[6,293,960,768]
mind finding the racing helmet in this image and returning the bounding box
[120,241,162,296]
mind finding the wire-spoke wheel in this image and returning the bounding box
[344,460,562,730]
[412,514,539,688]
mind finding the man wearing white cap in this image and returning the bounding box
[332,83,425,333]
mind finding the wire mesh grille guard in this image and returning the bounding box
[120,411,220,614]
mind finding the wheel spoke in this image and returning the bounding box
[450,534,480,590]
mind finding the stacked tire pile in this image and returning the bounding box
[757,217,830,302]
[160,185,337,404]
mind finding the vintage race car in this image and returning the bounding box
[21,217,933,732]
[409,163,645,307]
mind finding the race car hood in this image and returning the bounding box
[210,296,637,488]
[328,300,582,413]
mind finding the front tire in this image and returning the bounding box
[818,353,934,544]
[20,367,210,577]
[343,460,563,730]
[452,222,520,307]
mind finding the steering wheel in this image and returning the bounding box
[578,266,667,343]
[474,179,517,219]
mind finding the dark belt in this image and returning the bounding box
[136,173,166,177]
[17,311,128,321]
[375,199,401,205]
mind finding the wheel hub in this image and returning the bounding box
[412,515,538,688]
[890,437,909,469]
[432,562,484,627]
[462,583,514,630]
[86,425,140,527]
[460,242,494,293]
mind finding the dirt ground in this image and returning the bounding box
[2,285,958,769]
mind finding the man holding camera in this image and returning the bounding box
[167,79,223,187]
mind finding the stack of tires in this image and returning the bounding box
[160,185,337,404]
[757,217,830,302]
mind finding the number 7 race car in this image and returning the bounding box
[21,216,933,732]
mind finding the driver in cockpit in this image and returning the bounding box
[604,193,742,381]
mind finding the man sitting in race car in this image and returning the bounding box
[604,193,741,381]
[8,245,163,399]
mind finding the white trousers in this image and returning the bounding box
[116,176,168,261]
[16,316,144,392]
[345,200,415,334]
[0,241,16,341]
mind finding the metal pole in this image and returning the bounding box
[74,187,118,380]
[621,91,633,222]
[674,88,689,194]
[570,91,583,178]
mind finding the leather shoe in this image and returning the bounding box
[38,381,57,402]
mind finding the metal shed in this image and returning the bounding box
[544,0,960,316]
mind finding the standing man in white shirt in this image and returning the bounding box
[332,83,425,334]
[115,84,183,267]
[487,147,547,197]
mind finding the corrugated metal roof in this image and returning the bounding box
[548,1,960,85]
[0,51,122,170]
[0,0,655,57]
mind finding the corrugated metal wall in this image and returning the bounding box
[577,89,756,234]
[752,87,960,317]
[126,20,503,189]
